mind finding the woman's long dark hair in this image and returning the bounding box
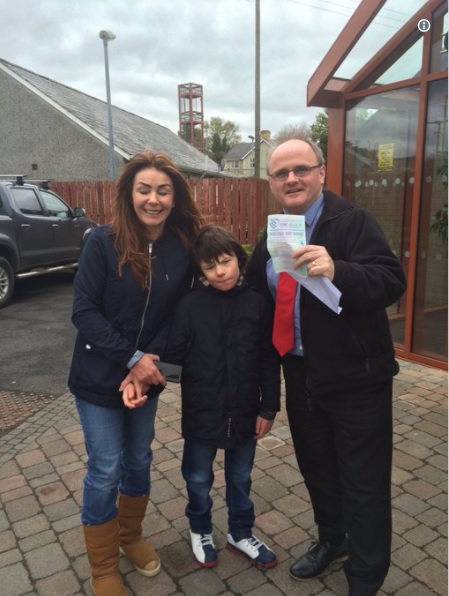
[110,150,204,288]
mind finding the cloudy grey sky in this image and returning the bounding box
[0,0,417,140]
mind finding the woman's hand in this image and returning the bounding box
[254,416,274,439]
[119,353,166,401]
[121,380,149,409]
[129,353,166,385]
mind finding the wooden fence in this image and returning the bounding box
[49,178,278,246]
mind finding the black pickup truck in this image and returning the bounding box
[0,176,97,308]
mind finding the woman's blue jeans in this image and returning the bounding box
[182,439,256,540]
[76,396,158,525]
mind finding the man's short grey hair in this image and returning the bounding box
[266,136,325,175]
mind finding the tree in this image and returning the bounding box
[310,110,328,163]
[273,115,328,163]
[204,117,241,164]
[211,133,223,163]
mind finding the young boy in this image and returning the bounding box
[123,225,281,570]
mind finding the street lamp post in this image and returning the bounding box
[254,0,261,178]
[99,30,116,180]
[248,135,255,176]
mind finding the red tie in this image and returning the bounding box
[272,272,298,356]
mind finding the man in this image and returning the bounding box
[245,138,406,596]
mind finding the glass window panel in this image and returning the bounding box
[430,5,448,73]
[344,86,420,347]
[412,79,448,361]
[334,0,425,81]
[374,37,423,84]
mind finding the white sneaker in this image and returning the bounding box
[190,531,218,567]
[227,533,277,569]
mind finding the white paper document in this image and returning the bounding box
[267,214,342,314]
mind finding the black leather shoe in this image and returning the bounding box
[289,539,348,581]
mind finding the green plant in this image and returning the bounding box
[430,153,448,244]
[430,203,448,244]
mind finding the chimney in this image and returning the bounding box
[260,130,271,141]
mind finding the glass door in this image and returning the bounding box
[344,86,420,348]
[412,79,448,361]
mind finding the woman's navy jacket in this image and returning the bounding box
[68,225,193,408]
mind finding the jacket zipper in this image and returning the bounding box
[135,243,153,348]
[226,415,232,439]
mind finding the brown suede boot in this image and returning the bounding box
[83,517,127,596]
[118,492,161,577]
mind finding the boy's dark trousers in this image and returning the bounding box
[182,438,257,540]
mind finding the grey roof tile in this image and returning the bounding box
[1,59,220,175]
[223,142,254,160]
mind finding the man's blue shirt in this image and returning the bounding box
[267,193,324,356]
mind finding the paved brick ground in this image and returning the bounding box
[0,392,59,434]
[0,359,446,596]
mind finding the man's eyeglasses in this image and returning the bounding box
[269,164,323,181]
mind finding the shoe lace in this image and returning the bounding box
[309,541,327,559]
[199,534,214,547]
[245,536,263,550]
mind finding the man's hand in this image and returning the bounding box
[292,244,335,281]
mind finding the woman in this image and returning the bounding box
[68,150,203,596]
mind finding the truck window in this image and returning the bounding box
[10,188,45,216]
[39,190,71,219]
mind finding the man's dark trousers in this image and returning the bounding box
[283,354,393,595]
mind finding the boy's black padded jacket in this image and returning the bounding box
[163,281,281,447]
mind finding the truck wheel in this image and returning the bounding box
[0,257,15,308]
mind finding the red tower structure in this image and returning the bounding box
[178,83,204,152]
